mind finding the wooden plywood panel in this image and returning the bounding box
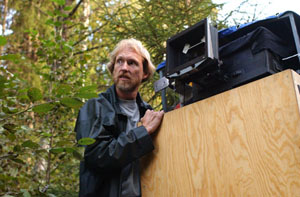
[141,69,300,196]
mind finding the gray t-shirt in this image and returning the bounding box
[119,99,141,197]
[119,99,140,133]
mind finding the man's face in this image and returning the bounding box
[113,46,148,95]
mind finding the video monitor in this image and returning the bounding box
[166,18,219,79]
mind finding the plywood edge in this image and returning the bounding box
[291,69,300,113]
[289,69,300,150]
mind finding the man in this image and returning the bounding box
[75,38,164,197]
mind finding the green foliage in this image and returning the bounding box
[77,137,96,146]
[51,0,66,6]
[75,85,99,99]
[0,54,21,64]
[32,103,56,114]
[0,1,97,196]
[60,98,83,109]
[27,88,43,102]
[0,36,7,46]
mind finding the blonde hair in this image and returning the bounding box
[107,38,155,82]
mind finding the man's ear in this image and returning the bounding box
[143,72,149,80]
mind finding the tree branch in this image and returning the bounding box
[72,23,107,47]
[64,0,84,21]
[32,3,49,17]
[45,126,54,191]
[146,91,160,104]
[0,101,56,121]
[0,153,18,160]
[73,46,101,56]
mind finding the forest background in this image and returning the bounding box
[0,0,270,196]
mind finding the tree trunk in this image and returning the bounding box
[82,0,90,51]
[0,0,8,54]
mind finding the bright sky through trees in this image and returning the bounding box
[214,0,300,25]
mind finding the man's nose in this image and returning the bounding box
[120,61,129,71]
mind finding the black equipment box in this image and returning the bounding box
[219,11,300,72]
[161,12,300,108]
[166,18,219,80]
[190,26,290,103]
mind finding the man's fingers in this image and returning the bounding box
[140,109,164,134]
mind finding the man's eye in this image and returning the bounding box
[128,60,137,66]
[116,59,123,65]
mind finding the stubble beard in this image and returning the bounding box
[114,76,140,94]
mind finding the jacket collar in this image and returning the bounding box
[101,85,152,115]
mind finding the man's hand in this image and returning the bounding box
[141,110,164,134]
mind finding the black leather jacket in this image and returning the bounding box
[75,85,154,197]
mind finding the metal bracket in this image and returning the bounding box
[154,76,169,93]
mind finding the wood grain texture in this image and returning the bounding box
[141,69,300,196]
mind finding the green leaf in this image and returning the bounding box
[36,149,48,154]
[13,145,22,152]
[51,0,65,6]
[56,84,72,96]
[43,40,55,47]
[30,30,38,36]
[64,6,72,11]
[0,36,7,46]
[46,11,55,17]
[42,65,51,70]
[32,103,55,114]
[21,189,31,197]
[40,132,52,137]
[78,137,96,146]
[0,75,6,86]
[54,21,62,27]
[50,147,64,154]
[64,147,74,153]
[21,125,30,132]
[3,123,17,131]
[47,193,57,197]
[17,88,30,101]
[8,107,18,114]
[45,19,54,25]
[22,140,39,149]
[12,158,25,165]
[62,13,68,17]
[56,140,72,147]
[75,92,98,99]
[7,133,16,141]
[63,43,73,52]
[72,150,83,160]
[79,85,98,93]
[59,153,66,159]
[60,97,83,109]
[27,87,43,102]
[75,85,98,99]
[2,107,18,114]
[0,54,20,63]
